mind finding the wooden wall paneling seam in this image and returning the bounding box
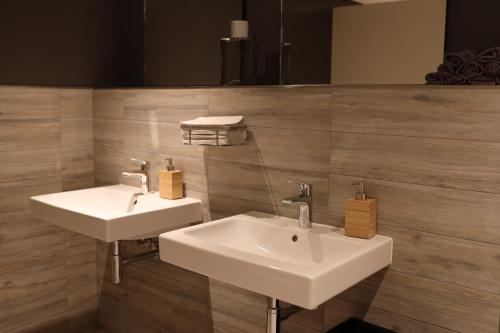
[328,174,500,245]
[330,131,500,194]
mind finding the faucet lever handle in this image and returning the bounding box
[130,158,149,170]
[288,181,311,197]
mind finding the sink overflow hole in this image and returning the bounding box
[292,235,298,242]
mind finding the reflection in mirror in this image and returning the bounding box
[330,0,446,85]
[142,0,495,86]
[145,0,243,86]
[144,0,448,86]
[282,0,354,85]
[145,0,446,86]
[145,0,283,86]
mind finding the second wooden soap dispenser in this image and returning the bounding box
[159,158,183,199]
[345,181,377,239]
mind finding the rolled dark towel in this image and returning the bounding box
[459,60,485,78]
[425,72,444,85]
[443,49,476,70]
[485,62,500,77]
[443,53,464,70]
[496,76,500,85]
[467,76,496,85]
[437,63,454,77]
[445,74,466,85]
[477,47,500,63]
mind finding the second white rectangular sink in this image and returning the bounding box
[159,211,393,309]
[31,184,202,242]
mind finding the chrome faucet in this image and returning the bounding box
[121,158,151,194]
[282,181,312,229]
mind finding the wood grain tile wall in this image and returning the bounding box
[0,87,97,333]
[94,85,500,333]
[93,89,211,333]
[327,86,500,333]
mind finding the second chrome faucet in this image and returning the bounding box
[282,181,312,229]
[122,158,152,194]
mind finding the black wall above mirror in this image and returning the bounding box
[0,0,124,87]
[1,0,500,87]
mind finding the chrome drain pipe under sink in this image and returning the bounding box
[111,241,121,284]
[111,239,160,284]
[267,298,280,333]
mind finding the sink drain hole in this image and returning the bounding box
[291,235,298,242]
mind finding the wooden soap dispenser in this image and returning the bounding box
[345,181,377,239]
[159,157,183,199]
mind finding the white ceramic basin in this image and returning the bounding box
[30,184,202,242]
[159,211,392,309]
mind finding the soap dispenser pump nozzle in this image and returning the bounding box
[166,157,175,171]
[353,181,367,201]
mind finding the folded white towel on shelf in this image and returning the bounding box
[180,115,247,146]
[183,139,231,146]
[180,116,244,127]
[182,130,248,146]
[181,127,248,141]
[181,129,231,136]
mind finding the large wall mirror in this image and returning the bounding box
[143,0,500,86]
[1,0,500,87]
[146,0,444,86]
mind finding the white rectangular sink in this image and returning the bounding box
[31,184,202,242]
[159,211,392,309]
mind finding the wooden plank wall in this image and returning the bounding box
[93,85,499,333]
[93,89,212,333]
[0,86,97,332]
[327,86,500,333]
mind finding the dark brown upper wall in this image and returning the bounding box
[0,0,125,87]
[445,0,500,53]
